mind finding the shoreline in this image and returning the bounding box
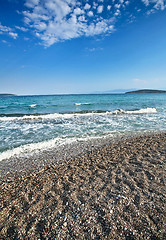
[0,130,165,178]
[0,132,165,239]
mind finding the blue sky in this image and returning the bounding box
[0,0,166,95]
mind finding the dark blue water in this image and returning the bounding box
[0,94,166,160]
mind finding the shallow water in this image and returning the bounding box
[0,93,166,160]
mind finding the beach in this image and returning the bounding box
[0,132,165,239]
[1,0,166,238]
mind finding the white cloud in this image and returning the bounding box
[18,0,166,47]
[86,47,103,52]
[115,4,121,9]
[0,22,18,39]
[153,0,166,10]
[2,40,8,44]
[22,0,116,47]
[142,0,166,10]
[15,26,28,32]
[25,0,40,8]
[97,5,104,13]
[0,23,12,33]
[88,11,94,17]
[142,0,150,6]
[78,15,86,22]
[1,39,11,46]
[146,9,155,14]
[93,2,98,9]
[8,32,18,39]
[107,5,111,10]
[85,21,107,36]
[74,8,84,15]
[34,22,47,31]
[23,11,50,22]
[114,9,121,16]
[84,3,91,10]
[45,0,71,21]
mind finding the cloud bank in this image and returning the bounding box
[1,0,166,46]
[22,0,165,47]
[23,0,116,47]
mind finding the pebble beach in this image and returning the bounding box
[1,0,166,239]
[0,132,165,239]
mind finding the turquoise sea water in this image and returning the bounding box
[0,94,166,161]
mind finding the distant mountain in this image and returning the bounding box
[125,89,166,94]
[0,94,17,97]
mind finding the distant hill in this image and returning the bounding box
[0,94,17,97]
[125,89,166,94]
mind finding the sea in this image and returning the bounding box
[0,93,166,161]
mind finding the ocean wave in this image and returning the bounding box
[0,108,157,121]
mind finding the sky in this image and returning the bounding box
[0,0,166,95]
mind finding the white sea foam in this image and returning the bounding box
[0,135,112,161]
[75,103,91,106]
[0,108,157,122]
[0,113,62,121]
[29,104,37,108]
[110,108,157,115]
[127,108,157,114]
[0,137,71,161]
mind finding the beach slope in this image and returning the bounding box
[0,133,165,239]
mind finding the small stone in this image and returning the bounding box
[64,222,67,227]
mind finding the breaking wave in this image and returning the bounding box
[29,104,37,108]
[0,108,157,122]
[75,103,91,106]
